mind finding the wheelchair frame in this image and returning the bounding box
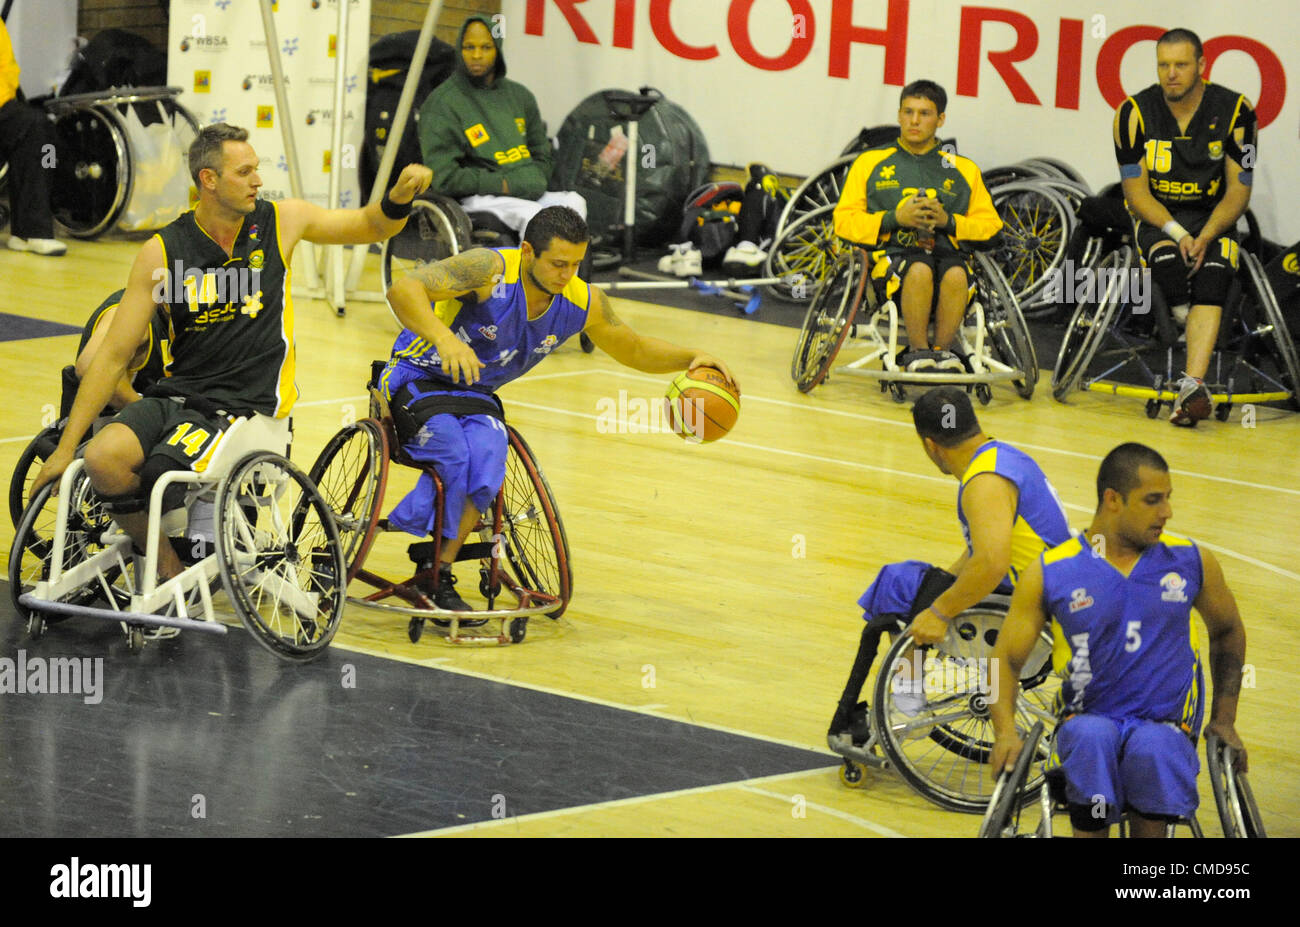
[307,389,571,646]
[8,415,347,662]
[830,596,1061,814]
[1051,246,1300,418]
[792,248,1039,403]
[979,726,1266,838]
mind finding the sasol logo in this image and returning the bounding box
[1068,587,1094,613]
[1160,572,1189,603]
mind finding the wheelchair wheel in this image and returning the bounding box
[974,252,1038,398]
[1241,252,1300,410]
[764,204,841,302]
[1019,158,1089,186]
[486,427,572,619]
[1205,732,1267,838]
[872,602,1059,814]
[215,452,346,663]
[306,419,390,581]
[9,425,62,530]
[380,195,474,306]
[50,105,132,239]
[774,153,855,241]
[1051,248,1130,401]
[990,182,1073,309]
[978,720,1046,837]
[791,249,867,392]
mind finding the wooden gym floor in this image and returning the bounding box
[0,237,1296,840]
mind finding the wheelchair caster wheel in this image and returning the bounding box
[839,761,868,789]
[1215,402,1232,422]
[975,384,992,406]
[408,617,424,643]
[580,333,595,353]
[888,382,907,403]
[478,570,500,599]
[126,625,144,653]
[509,617,527,643]
[1145,399,1161,419]
[26,613,46,640]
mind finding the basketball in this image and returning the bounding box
[665,366,740,443]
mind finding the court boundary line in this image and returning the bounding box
[391,766,907,837]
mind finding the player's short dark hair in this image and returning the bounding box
[912,386,981,447]
[189,123,250,186]
[1158,28,1204,60]
[900,80,947,115]
[523,206,590,255]
[1096,443,1169,504]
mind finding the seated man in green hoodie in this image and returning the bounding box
[418,15,585,235]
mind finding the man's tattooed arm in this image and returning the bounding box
[412,248,505,300]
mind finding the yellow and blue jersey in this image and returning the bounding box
[1041,532,1205,734]
[382,248,590,399]
[956,440,1072,588]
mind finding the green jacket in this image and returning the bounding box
[417,15,553,199]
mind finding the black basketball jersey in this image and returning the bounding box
[151,199,295,416]
[80,289,171,395]
[1114,82,1256,213]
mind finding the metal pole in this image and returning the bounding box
[345,0,445,293]
[623,117,638,263]
[325,0,349,313]
[258,0,321,289]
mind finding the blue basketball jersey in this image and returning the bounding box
[1040,532,1205,733]
[381,248,591,399]
[956,440,1072,588]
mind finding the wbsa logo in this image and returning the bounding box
[241,74,282,91]
[179,35,229,52]
[305,109,356,126]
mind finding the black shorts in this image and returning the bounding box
[111,396,234,474]
[871,248,974,309]
[1133,209,1239,271]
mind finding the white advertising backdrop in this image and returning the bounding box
[165,0,371,210]
[503,0,1298,241]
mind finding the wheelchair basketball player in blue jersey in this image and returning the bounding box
[381,206,736,614]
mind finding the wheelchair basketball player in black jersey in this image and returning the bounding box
[1113,28,1257,426]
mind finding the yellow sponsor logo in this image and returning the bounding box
[323,149,332,172]
[943,178,954,191]
[1283,253,1300,275]
[880,165,896,180]
[875,180,899,189]
[329,35,337,58]
[256,106,274,128]
[194,71,211,93]
[249,250,265,270]
[1208,140,1224,160]
[1151,178,1202,196]
[515,118,526,135]
[493,144,532,165]
[465,124,490,147]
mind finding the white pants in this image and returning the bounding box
[458,190,588,235]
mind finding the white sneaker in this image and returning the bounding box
[657,243,685,274]
[675,244,702,277]
[722,240,767,270]
[8,236,67,256]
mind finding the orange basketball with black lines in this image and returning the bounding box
[665,366,740,443]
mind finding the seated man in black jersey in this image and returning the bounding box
[1113,28,1256,427]
[73,289,170,415]
[33,123,433,583]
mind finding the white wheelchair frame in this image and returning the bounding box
[11,415,347,662]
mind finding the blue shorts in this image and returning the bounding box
[387,413,509,540]
[1054,714,1200,826]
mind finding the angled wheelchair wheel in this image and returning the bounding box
[990,182,1073,310]
[50,105,132,239]
[1240,252,1300,410]
[215,452,347,662]
[791,249,867,392]
[1051,248,1130,401]
[380,195,474,312]
[765,204,841,302]
[1205,732,1267,838]
[978,720,1046,837]
[872,601,1059,814]
[774,153,855,241]
[485,427,572,619]
[974,252,1038,398]
[9,425,62,530]
[306,419,390,581]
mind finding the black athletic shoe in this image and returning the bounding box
[426,564,488,628]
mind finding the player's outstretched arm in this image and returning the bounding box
[583,287,737,385]
[988,557,1048,776]
[33,242,163,495]
[278,163,432,248]
[1195,546,1248,770]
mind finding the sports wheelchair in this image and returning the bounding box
[306,364,571,645]
[791,246,1038,403]
[979,724,1266,838]
[8,414,347,661]
[1050,244,1300,419]
[829,595,1061,814]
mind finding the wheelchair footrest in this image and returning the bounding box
[18,594,229,636]
[457,541,495,561]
